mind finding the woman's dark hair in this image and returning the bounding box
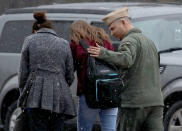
[32,11,53,33]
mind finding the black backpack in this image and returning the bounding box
[80,40,124,109]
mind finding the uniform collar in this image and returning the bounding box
[123,28,142,39]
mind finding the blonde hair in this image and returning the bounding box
[70,20,94,44]
[92,26,112,45]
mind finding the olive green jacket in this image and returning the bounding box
[99,28,164,107]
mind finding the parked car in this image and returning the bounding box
[0,2,182,131]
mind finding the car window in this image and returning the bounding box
[133,15,182,51]
[0,20,73,53]
[52,20,73,42]
[0,20,33,53]
[91,22,120,51]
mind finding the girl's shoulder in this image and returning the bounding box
[103,40,114,51]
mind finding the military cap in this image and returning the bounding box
[102,7,129,26]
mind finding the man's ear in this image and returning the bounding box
[121,19,126,25]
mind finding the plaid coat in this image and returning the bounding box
[18,28,76,118]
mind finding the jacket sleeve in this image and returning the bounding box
[99,41,137,68]
[70,42,78,72]
[65,43,75,86]
[18,38,30,92]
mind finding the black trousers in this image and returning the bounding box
[27,108,64,131]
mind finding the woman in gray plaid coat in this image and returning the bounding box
[17,12,76,131]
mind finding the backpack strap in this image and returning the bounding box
[80,39,89,54]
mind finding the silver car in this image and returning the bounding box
[0,2,182,131]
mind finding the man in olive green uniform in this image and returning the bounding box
[87,7,164,131]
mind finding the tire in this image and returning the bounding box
[4,101,22,131]
[164,101,182,131]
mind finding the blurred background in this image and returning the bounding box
[0,0,181,14]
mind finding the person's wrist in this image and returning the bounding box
[99,47,106,58]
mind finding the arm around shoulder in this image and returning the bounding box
[99,41,137,68]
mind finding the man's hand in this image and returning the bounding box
[87,43,101,57]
